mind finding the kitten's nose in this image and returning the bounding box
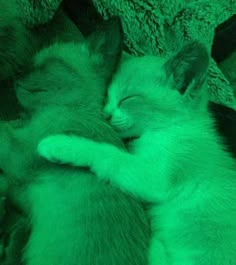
[103,106,112,121]
[104,112,112,122]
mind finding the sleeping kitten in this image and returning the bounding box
[0,0,82,120]
[38,42,236,265]
[0,19,150,265]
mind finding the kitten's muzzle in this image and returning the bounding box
[103,113,112,122]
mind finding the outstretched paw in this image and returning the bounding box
[38,135,75,164]
[38,135,93,167]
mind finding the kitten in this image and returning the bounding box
[0,20,150,265]
[38,42,236,265]
[0,0,82,120]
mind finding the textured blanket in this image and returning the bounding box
[91,0,236,109]
[13,0,236,108]
[17,0,62,26]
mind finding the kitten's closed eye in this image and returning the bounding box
[15,80,47,94]
[118,95,142,107]
[24,88,47,93]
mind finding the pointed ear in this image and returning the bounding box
[164,41,209,98]
[86,17,123,82]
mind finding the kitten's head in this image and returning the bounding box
[15,18,123,112]
[104,42,210,138]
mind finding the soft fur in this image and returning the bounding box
[0,0,83,120]
[39,42,236,265]
[0,0,82,83]
[0,20,150,265]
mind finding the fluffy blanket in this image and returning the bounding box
[91,0,236,109]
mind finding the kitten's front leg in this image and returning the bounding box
[38,135,167,202]
[38,135,127,180]
[38,135,94,167]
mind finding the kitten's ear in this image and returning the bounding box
[164,41,209,98]
[86,17,123,82]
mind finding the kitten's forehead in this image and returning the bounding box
[121,55,165,78]
[108,55,167,100]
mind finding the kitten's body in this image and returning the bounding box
[0,107,149,265]
[0,21,150,265]
[39,43,236,265]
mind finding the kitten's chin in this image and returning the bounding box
[123,136,139,145]
[111,123,140,141]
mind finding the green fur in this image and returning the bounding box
[39,42,236,265]
[0,21,150,265]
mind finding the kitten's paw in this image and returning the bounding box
[38,135,92,167]
[38,135,73,164]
